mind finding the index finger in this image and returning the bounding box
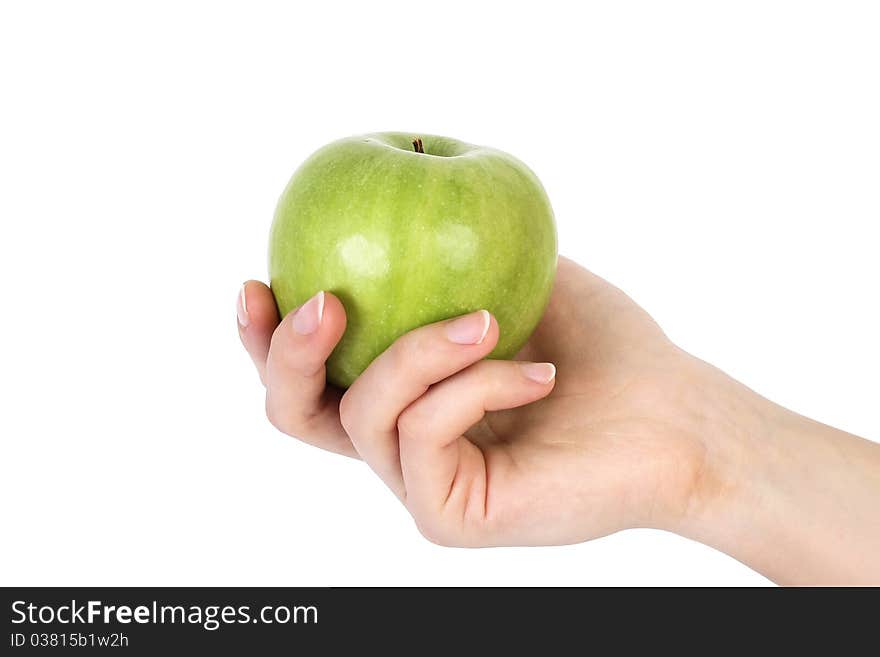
[339,310,498,498]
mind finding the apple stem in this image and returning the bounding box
[412,137,425,154]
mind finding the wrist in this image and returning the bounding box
[671,360,880,584]
[665,358,789,561]
[623,352,777,537]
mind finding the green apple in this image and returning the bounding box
[269,132,557,388]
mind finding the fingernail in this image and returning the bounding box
[519,362,556,384]
[292,291,324,335]
[445,309,491,345]
[236,284,250,327]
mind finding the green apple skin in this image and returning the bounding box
[269,132,557,388]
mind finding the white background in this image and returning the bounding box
[1,1,878,586]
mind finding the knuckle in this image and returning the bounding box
[415,518,460,547]
[281,347,321,378]
[266,394,324,439]
[470,361,493,388]
[269,331,322,379]
[389,330,427,372]
[264,394,292,435]
[396,405,424,440]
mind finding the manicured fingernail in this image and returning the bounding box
[519,362,556,384]
[292,291,324,335]
[445,309,491,345]
[236,284,250,327]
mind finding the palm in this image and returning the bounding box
[458,257,706,545]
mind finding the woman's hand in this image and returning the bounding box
[237,256,720,546]
[238,256,880,584]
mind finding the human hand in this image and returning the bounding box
[238,256,880,583]
[237,256,720,546]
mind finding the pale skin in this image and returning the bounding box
[237,256,880,585]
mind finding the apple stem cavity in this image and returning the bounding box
[412,137,425,154]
